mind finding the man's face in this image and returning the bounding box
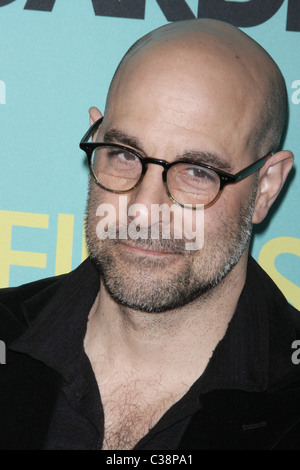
[86,40,262,313]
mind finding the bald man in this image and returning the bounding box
[0,19,299,451]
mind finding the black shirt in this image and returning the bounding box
[9,256,298,450]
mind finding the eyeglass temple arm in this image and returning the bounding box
[233,153,273,183]
[218,153,273,190]
[79,117,104,146]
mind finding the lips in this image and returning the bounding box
[118,240,185,255]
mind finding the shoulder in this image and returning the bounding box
[247,255,300,330]
[0,273,67,307]
[0,274,67,343]
[0,257,99,344]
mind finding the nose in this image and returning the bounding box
[126,163,172,230]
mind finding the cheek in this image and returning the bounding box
[88,181,120,212]
[218,175,256,210]
[87,182,119,237]
[202,178,257,236]
[178,207,205,251]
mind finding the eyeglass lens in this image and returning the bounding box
[91,145,221,206]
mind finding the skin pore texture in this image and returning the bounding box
[83,19,294,450]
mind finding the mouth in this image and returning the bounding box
[118,241,183,257]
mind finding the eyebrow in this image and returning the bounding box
[103,128,233,172]
[103,129,143,152]
[176,152,233,172]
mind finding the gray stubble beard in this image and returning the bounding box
[85,181,257,313]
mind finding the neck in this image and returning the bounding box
[84,253,248,384]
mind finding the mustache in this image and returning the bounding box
[102,224,191,255]
[119,238,187,254]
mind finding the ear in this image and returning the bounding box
[88,106,103,126]
[252,150,294,224]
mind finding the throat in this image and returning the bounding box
[84,271,242,450]
[84,278,237,387]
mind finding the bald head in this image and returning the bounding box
[106,19,287,158]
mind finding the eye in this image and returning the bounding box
[103,147,142,178]
[109,149,138,162]
[106,148,141,169]
[185,166,218,183]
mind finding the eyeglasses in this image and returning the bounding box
[80,117,272,209]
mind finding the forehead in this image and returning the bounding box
[104,38,267,164]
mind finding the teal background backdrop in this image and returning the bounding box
[0,0,299,308]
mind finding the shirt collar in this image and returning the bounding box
[10,258,100,382]
[10,256,298,391]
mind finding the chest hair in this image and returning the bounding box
[100,377,188,450]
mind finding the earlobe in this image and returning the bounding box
[252,150,294,224]
[89,106,103,126]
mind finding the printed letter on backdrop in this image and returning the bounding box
[197,0,284,27]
